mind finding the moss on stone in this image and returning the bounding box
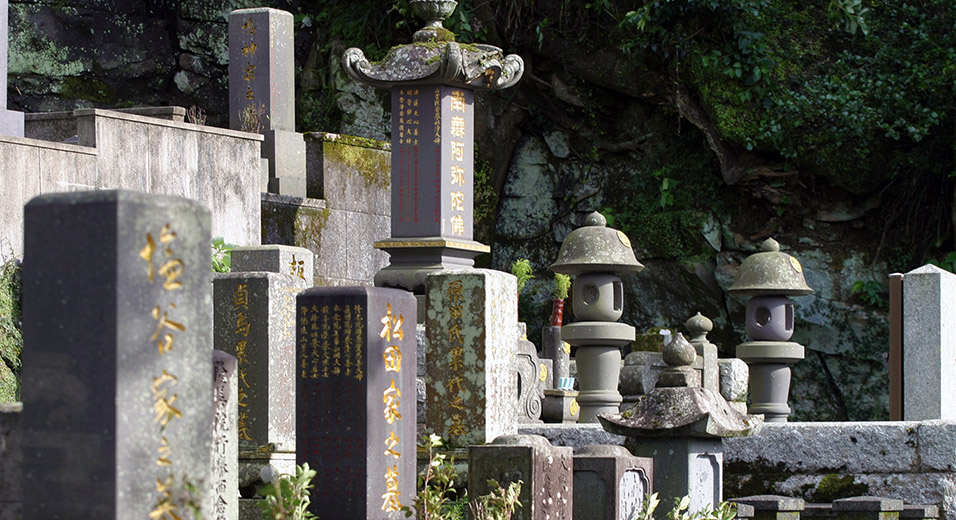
[809,474,869,503]
[0,258,22,403]
[325,141,390,190]
[59,77,115,103]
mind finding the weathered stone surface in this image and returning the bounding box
[719,357,750,403]
[627,437,724,513]
[833,496,904,512]
[230,244,314,281]
[732,495,806,512]
[21,190,212,519]
[212,350,238,520]
[425,269,517,447]
[602,386,762,438]
[573,444,653,520]
[229,8,294,132]
[517,424,626,450]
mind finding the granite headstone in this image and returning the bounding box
[296,286,416,519]
[902,265,956,420]
[21,190,212,519]
[212,350,239,520]
[572,444,653,520]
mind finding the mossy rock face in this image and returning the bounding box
[0,259,22,404]
[809,474,869,503]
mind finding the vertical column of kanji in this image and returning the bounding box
[21,191,212,519]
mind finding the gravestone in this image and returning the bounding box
[517,334,543,423]
[685,313,719,393]
[902,265,956,420]
[731,495,805,520]
[425,269,518,447]
[572,445,653,520]
[212,350,239,520]
[230,244,314,282]
[228,8,305,197]
[543,325,570,383]
[0,0,22,136]
[469,435,573,520]
[833,497,904,520]
[296,286,416,519]
[21,190,212,519]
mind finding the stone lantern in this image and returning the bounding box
[728,237,813,422]
[551,211,643,422]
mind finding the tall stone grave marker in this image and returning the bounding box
[296,286,416,519]
[902,264,956,420]
[21,190,212,519]
[344,1,523,292]
[425,269,518,447]
[229,8,306,197]
[0,0,22,136]
[212,350,239,520]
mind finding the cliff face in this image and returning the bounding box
[9,0,954,420]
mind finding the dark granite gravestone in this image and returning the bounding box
[228,7,305,197]
[212,350,239,520]
[425,269,518,447]
[0,0,22,136]
[572,445,653,520]
[296,286,416,519]
[21,190,212,519]
[469,435,573,520]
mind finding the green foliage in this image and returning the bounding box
[851,280,886,308]
[259,463,319,520]
[827,0,869,35]
[553,273,571,300]
[0,255,22,403]
[403,434,462,520]
[468,479,522,520]
[510,259,534,295]
[628,493,737,520]
[211,237,235,273]
[929,251,956,273]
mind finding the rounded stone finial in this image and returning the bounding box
[584,211,607,227]
[760,237,781,252]
[684,312,713,335]
[662,333,696,367]
[410,0,459,42]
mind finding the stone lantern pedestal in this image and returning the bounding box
[551,212,644,423]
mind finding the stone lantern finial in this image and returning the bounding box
[410,0,458,42]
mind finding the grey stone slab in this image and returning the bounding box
[518,424,626,450]
[89,115,151,190]
[296,286,417,519]
[0,140,39,256]
[719,358,749,403]
[24,111,78,142]
[262,128,306,194]
[425,269,518,448]
[903,265,956,420]
[194,128,262,247]
[628,437,723,513]
[732,495,806,512]
[304,132,390,215]
[833,497,904,512]
[148,121,200,199]
[0,403,21,513]
[723,422,921,474]
[901,505,940,519]
[21,190,212,519]
[470,435,573,520]
[214,271,307,453]
[230,244,314,282]
[36,144,99,194]
[229,8,295,132]
[573,444,653,520]
[914,421,956,471]
[212,350,239,520]
[347,210,386,282]
[621,351,666,396]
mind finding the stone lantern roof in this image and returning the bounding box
[728,238,814,297]
[550,212,645,276]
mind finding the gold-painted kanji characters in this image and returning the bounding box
[450,165,465,186]
[450,90,466,112]
[383,379,402,424]
[384,345,402,373]
[140,224,183,291]
[151,370,182,428]
[384,431,401,459]
[151,304,185,354]
[382,465,403,511]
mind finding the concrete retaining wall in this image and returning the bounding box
[2,108,262,257]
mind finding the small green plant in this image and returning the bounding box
[510,259,534,295]
[628,493,737,520]
[851,280,887,308]
[211,237,235,273]
[259,463,318,520]
[403,434,462,520]
[828,0,870,35]
[929,251,956,273]
[553,273,571,300]
[468,479,522,520]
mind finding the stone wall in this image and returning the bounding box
[1,107,262,256]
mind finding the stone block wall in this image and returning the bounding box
[1,107,262,257]
[262,132,390,286]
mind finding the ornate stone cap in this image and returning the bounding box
[728,238,814,296]
[342,1,523,90]
[550,212,644,275]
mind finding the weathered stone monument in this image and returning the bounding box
[0,0,22,136]
[469,435,573,520]
[573,444,653,520]
[343,0,523,293]
[551,211,643,422]
[229,8,305,196]
[212,350,239,520]
[601,333,762,513]
[900,264,956,420]
[296,286,417,519]
[21,190,212,518]
[425,269,518,447]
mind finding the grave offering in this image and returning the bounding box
[469,434,573,520]
[21,190,212,519]
[0,0,22,136]
[900,265,956,420]
[551,211,643,422]
[295,286,416,519]
[212,350,239,520]
[600,333,762,513]
[425,269,518,447]
[229,8,305,196]
[572,444,654,520]
[728,238,813,423]
[343,0,524,293]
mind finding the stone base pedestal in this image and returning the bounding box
[626,437,723,513]
[736,341,804,423]
[542,389,580,423]
[375,238,489,294]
